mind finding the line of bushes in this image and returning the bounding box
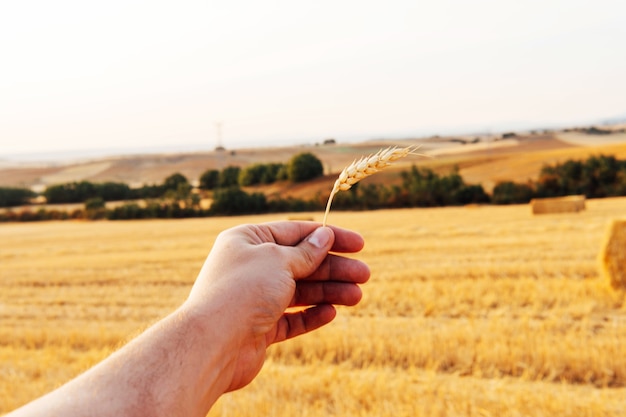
[0,187,36,207]
[491,154,626,204]
[42,179,180,204]
[3,153,626,222]
[326,166,489,211]
[198,152,322,190]
[0,166,487,221]
[0,152,325,208]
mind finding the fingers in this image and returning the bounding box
[287,227,336,279]
[327,225,365,254]
[232,221,367,282]
[269,304,337,344]
[283,226,364,281]
[305,254,370,283]
[284,225,370,282]
[292,281,363,307]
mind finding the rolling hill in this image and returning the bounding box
[2,131,626,198]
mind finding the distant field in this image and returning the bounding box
[457,139,626,193]
[3,133,626,202]
[2,198,626,415]
[558,131,626,147]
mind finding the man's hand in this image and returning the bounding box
[185,221,370,392]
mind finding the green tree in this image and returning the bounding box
[107,203,144,220]
[492,181,534,204]
[582,154,620,197]
[97,182,132,201]
[0,187,35,207]
[84,197,106,220]
[397,166,488,207]
[210,187,267,215]
[275,164,289,181]
[44,181,97,203]
[239,164,268,186]
[161,173,192,202]
[534,154,626,198]
[288,152,323,182]
[84,197,105,210]
[163,173,189,192]
[262,163,285,184]
[238,163,286,186]
[199,169,220,190]
[453,184,490,205]
[44,180,132,203]
[219,166,241,188]
[133,184,165,199]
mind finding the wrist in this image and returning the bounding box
[175,301,242,408]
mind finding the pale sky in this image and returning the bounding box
[1,0,625,157]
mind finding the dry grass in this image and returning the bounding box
[2,198,626,415]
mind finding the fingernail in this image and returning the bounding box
[308,227,332,248]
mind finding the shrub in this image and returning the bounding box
[398,166,482,207]
[288,153,323,183]
[85,197,106,220]
[44,181,97,203]
[0,187,35,207]
[492,181,534,204]
[107,203,144,220]
[163,173,189,192]
[210,187,267,215]
[219,166,241,188]
[239,164,268,186]
[263,163,286,184]
[44,181,134,203]
[199,169,220,190]
[85,197,105,210]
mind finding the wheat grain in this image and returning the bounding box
[322,145,423,226]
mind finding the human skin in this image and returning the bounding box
[7,222,370,417]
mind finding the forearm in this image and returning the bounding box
[7,222,368,416]
[8,305,237,417]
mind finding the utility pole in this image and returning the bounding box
[215,121,225,151]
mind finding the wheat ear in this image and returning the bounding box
[322,145,423,226]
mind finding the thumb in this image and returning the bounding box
[290,226,335,279]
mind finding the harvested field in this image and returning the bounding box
[2,197,626,415]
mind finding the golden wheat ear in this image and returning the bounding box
[322,145,426,226]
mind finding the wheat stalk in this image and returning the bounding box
[322,145,424,226]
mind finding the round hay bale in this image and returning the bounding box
[600,219,626,290]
